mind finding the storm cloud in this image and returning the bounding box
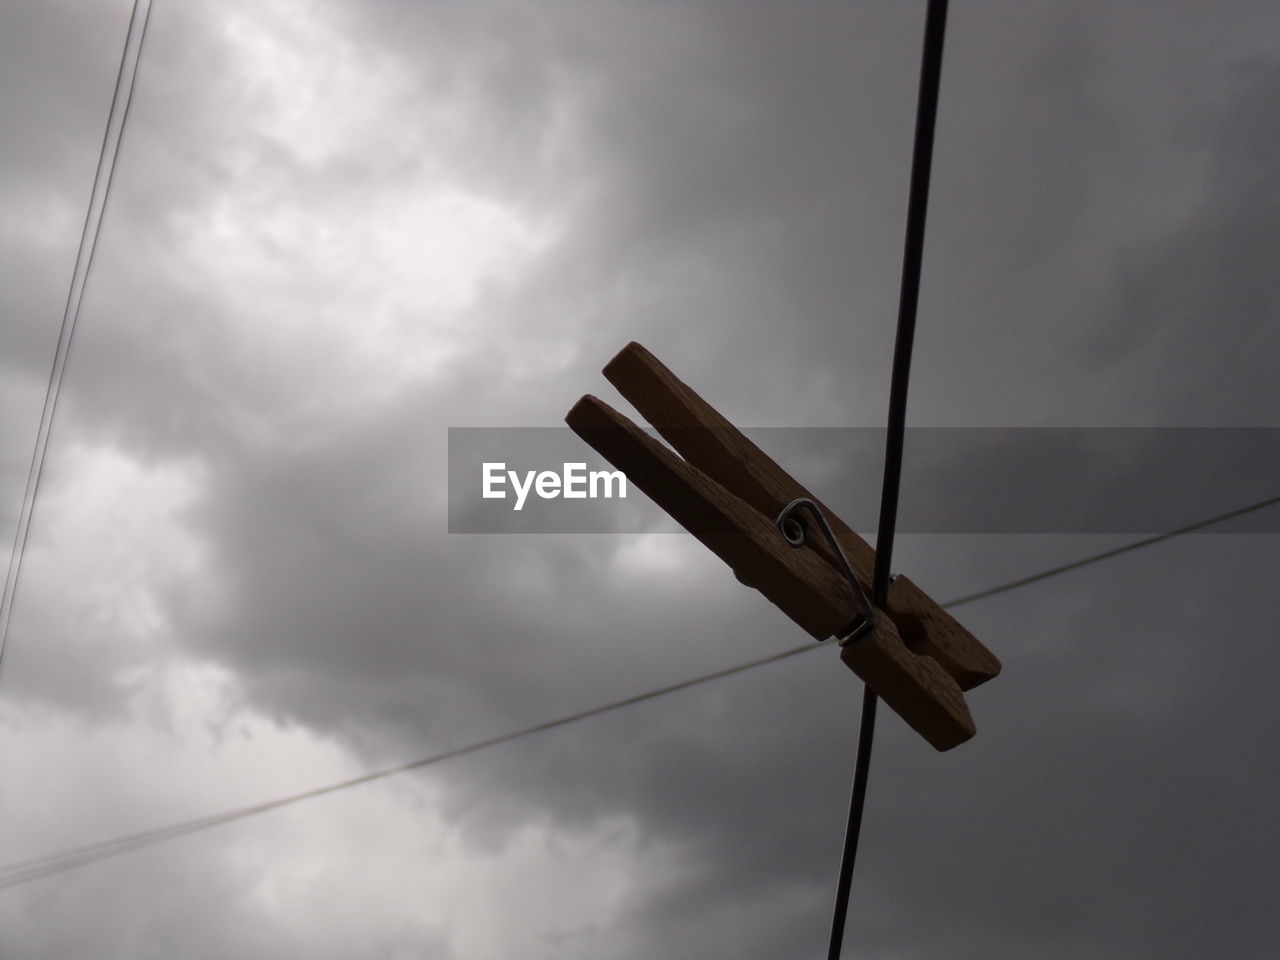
[1,1,1278,958]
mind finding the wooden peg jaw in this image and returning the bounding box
[566,392,976,751]
[602,340,1001,692]
[567,395,855,640]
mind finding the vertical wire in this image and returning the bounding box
[826,3,950,957]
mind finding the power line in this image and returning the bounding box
[0,644,815,890]
[942,492,1280,609]
[5,490,1271,893]
[0,0,156,686]
[828,3,950,958]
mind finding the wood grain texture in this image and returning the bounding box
[566,393,975,751]
[567,395,852,640]
[602,340,1001,691]
[840,609,975,751]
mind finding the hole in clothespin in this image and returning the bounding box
[890,609,931,655]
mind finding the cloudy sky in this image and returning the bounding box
[2,0,1279,957]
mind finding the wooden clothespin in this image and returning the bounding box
[566,342,1000,751]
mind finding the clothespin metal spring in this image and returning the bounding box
[775,498,877,647]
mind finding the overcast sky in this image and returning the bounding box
[2,1,1279,957]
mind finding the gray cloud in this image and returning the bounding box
[2,1,1279,958]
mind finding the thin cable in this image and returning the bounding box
[0,0,155,686]
[0,491,1273,891]
[943,492,1280,610]
[0,644,815,890]
[873,0,949,606]
[827,3,949,958]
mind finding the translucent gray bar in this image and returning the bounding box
[447,427,1280,534]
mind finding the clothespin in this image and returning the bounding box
[566,342,1000,751]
